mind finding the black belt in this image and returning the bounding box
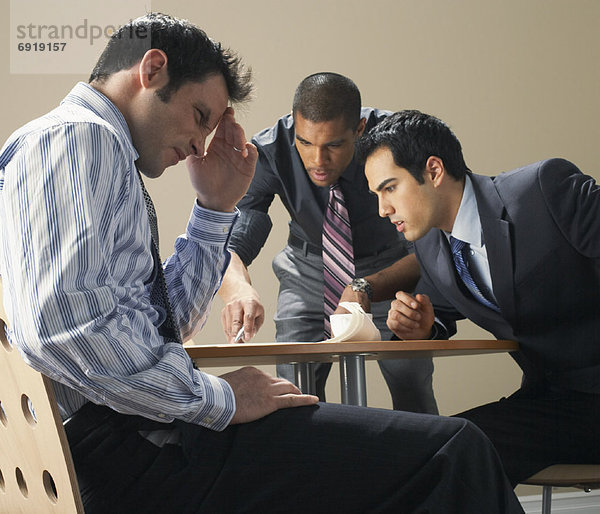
[288,233,401,259]
[288,234,322,256]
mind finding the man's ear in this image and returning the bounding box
[425,156,446,187]
[356,117,367,137]
[138,49,169,90]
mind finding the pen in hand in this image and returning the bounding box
[233,326,245,344]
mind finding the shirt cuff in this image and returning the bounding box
[187,203,239,245]
[430,318,447,340]
[189,372,236,431]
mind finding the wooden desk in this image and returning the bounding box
[185,339,519,406]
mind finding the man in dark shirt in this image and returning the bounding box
[218,72,437,412]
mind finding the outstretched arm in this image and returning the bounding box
[218,251,265,343]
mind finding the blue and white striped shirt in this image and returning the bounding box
[0,82,236,431]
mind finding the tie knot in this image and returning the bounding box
[450,236,467,255]
[328,182,344,204]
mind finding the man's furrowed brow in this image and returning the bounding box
[375,178,396,192]
[324,137,346,146]
[295,134,311,144]
[295,134,346,146]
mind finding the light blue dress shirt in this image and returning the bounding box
[0,82,236,431]
[445,175,497,304]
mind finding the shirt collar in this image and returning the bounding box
[448,175,483,248]
[339,153,361,183]
[61,82,138,160]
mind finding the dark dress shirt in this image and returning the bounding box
[228,108,411,266]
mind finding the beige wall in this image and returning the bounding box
[1,0,599,494]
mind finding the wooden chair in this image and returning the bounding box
[521,464,600,514]
[0,317,84,513]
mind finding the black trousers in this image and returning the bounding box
[65,402,523,513]
[456,387,600,486]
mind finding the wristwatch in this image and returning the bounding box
[350,278,373,301]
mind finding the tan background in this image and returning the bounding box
[1,0,599,497]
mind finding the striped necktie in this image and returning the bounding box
[137,172,183,344]
[323,182,355,338]
[449,236,499,312]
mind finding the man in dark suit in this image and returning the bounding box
[357,109,600,485]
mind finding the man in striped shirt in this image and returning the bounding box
[0,13,523,513]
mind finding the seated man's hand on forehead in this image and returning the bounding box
[187,107,258,212]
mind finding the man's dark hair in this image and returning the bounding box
[356,110,470,183]
[292,72,361,130]
[89,13,252,103]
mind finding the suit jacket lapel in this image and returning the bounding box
[470,174,517,325]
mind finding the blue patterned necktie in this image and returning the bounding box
[449,236,499,312]
[322,183,355,338]
[137,172,183,344]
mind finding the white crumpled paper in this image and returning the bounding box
[326,302,381,342]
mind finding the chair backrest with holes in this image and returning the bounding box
[0,317,84,513]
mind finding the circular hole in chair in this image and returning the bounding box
[21,394,38,426]
[15,467,28,498]
[43,470,58,504]
[0,401,7,427]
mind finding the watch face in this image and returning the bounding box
[351,278,372,298]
